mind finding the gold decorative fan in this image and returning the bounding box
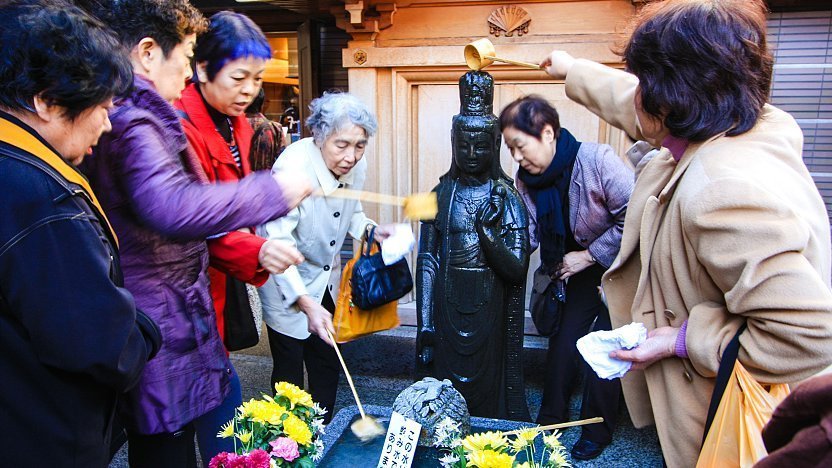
[488,5,531,37]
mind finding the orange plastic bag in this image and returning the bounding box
[332,242,400,343]
[696,361,790,468]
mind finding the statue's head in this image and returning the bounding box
[448,71,503,181]
[459,71,493,116]
[451,114,500,178]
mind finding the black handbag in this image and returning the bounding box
[350,226,414,310]
[529,265,565,337]
[223,276,260,351]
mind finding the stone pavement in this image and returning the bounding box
[110,326,663,467]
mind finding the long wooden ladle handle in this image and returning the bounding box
[502,417,604,436]
[483,55,543,70]
[327,330,367,419]
[314,188,406,206]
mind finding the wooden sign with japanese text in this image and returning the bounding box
[377,411,421,468]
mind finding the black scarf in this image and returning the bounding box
[517,128,581,269]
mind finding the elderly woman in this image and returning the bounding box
[258,92,394,423]
[80,0,309,466]
[542,0,832,466]
[499,96,632,460]
[0,2,160,465]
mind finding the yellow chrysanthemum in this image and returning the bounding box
[236,430,252,444]
[217,421,235,439]
[274,382,314,408]
[283,413,313,446]
[462,431,507,452]
[466,449,514,468]
[510,428,539,452]
[515,462,532,468]
[241,399,287,425]
[238,398,262,418]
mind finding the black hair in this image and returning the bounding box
[498,95,561,141]
[0,0,132,119]
[98,0,207,58]
[622,0,773,141]
[246,88,266,115]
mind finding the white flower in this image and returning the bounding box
[543,430,564,450]
[312,438,325,461]
[433,417,462,447]
[547,445,572,467]
[313,402,328,416]
[438,453,459,467]
[436,417,461,434]
[312,418,326,434]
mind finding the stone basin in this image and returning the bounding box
[319,404,543,466]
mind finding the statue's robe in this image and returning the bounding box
[417,176,530,421]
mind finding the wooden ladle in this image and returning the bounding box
[464,38,543,71]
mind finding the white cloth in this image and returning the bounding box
[257,138,374,339]
[576,322,648,380]
[380,223,415,265]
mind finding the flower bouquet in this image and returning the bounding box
[432,417,572,468]
[209,382,326,468]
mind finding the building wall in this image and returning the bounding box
[336,1,636,309]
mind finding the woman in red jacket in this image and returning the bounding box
[174,10,303,455]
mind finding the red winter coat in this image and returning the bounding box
[175,84,269,342]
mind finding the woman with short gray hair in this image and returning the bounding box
[257,91,394,422]
[306,91,378,146]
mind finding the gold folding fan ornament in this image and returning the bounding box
[488,5,531,37]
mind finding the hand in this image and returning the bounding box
[272,170,313,210]
[540,50,576,80]
[557,250,594,280]
[371,223,397,242]
[479,184,506,227]
[416,326,435,365]
[297,296,335,346]
[609,326,680,371]
[258,240,304,274]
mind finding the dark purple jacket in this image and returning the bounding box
[81,76,290,434]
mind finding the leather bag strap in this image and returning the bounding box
[701,322,748,444]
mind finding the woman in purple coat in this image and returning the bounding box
[80,1,309,466]
[500,96,633,460]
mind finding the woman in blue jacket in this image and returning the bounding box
[0,3,160,466]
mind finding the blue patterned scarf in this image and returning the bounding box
[517,128,581,268]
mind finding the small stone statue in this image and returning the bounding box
[392,377,470,446]
[416,70,531,421]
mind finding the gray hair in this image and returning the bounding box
[306,91,378,146]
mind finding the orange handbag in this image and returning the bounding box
[333,239,401,343]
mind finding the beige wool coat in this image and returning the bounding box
[565,59,832,467]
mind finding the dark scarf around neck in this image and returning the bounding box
[517,127,581,268]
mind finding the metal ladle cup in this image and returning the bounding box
[464,38,543,71]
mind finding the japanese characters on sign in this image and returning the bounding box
[377,411,421,468]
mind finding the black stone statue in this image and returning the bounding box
[416,71,531,421]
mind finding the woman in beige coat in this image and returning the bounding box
[541,0,832,466]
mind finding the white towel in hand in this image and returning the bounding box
[576,322,648,380]
[380,223,415,265]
